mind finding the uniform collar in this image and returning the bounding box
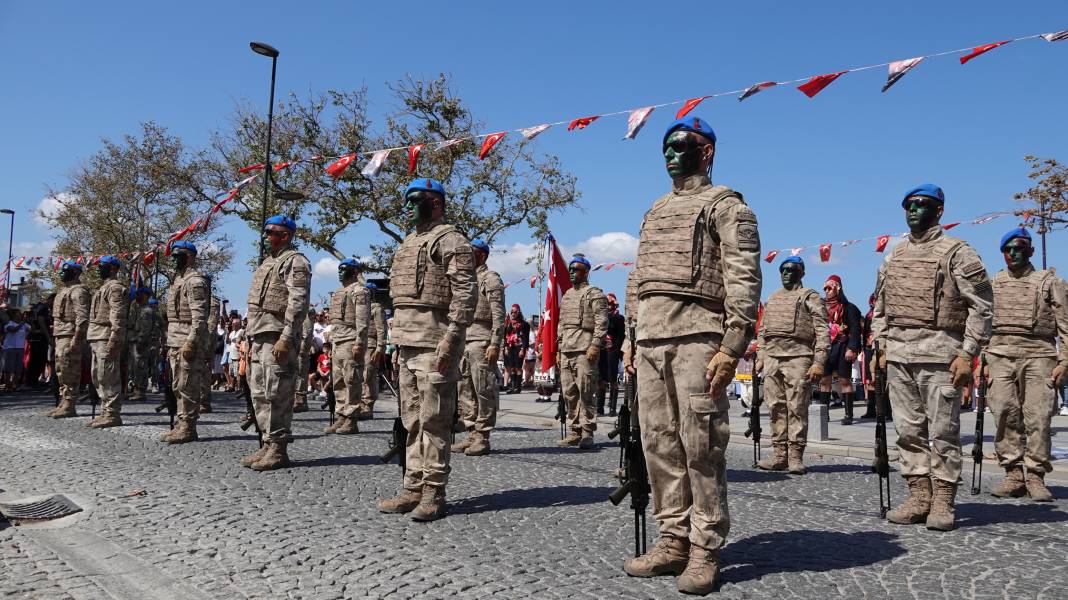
[672,174,712,195]
[1007,263,1036,278]
[416,218,446,234]
[571,281,588,290]
[476,263,488,275]
[269,243,295,258]
[908,224,944,244]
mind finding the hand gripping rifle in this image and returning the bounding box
[744,375,763,468]
[872,342,892,518]
[378,374,406,474]
[154,355,178,429]
[555,369,566,439]
[608,327,649,558]
[320,370,336,425]
[970,353,988,495]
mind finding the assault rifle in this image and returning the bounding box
[378,375,406,474]
[970,354,988,495]
[872,342,892,518]
[608,363,649,558]
[320,373,336,425]
[744,375,763,467]
[153,355,178,429]
[555,387,566,439]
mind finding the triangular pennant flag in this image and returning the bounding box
[436,138,465,150]
[875,235,891,252]
[675,97,708,118]
[479,132,506,160]
[739,81,777,101]
[273,161,293,171]
[623,107,655,140]
[325,153,357,179]
[407,144,424,176]
[882,57,924,92]
[960,40,1011,65]
[604,263,617,271]
[819,243,832,262]
[567,116,599,131]
[519,124,551,140]
[973,214,999,225]
[529,275,537,288]
[143,251,156,267]
[942,222,960,231]
[361,150,391,176]
[798,71,848,98]
[235,173,260,189]
[790,247,804,256]
[764,250,779,263]
[238,163,265,174]
[1042,30,1068,42]
[14,257,24,268]
[592,263,604,272]
[840,239,861,247]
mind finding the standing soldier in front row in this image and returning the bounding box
[198,291,220,413]
[359,282,388,419]
[625,117,761,595]
[755,256,829,475]
[871,184,993,532]
[377,178,477,521]
[452,239,506,456]
[325,258,370,435]
[556,254,608,450]
[241,215,311,471]
[986,227,1068,502]
[127,287,152,402]
[87,256,130,429]
[160,241,210,444]
[44,261,90,419]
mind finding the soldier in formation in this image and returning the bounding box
[985,227,1068,502]
[293,309,315,413]
[160,241,210,444]
[360,281,388,419]
[86,256,129,429]
[556,253,608,450]
[44,261,89,419]
[871,184,993,532]
[132,288,163,401]
[325,258,370,435]
[755,256,829,475]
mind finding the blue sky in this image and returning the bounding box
[3,2,1066,315]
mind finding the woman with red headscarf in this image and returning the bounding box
[820,275,863,424]
[503,304,530,394]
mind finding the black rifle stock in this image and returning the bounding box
[744,375,763,467]
[872,342,892,518]
[320,373,336,424]
[608,327,649,558]
[378,374,406,473]
[970,354,987,495]
[157,355,178,429]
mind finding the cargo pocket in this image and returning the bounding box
[939,386,960,403]
[688,392,720,416]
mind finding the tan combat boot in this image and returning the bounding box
[925,479,958,531]
[199,402,212,414]
[334,415,359,435]
[1025,471,1054,502]
[239,444,269,468]
[43,404,60,417]
[466,432,490,456]
[251,441,290,471]
[410,485,447,522]
[323,417,342,434]
[451,432,474,453]
[293,394,308,413]
[90,414,123,429]
[167,421,199,444]
[159,427,177,443]
[557,431,582,447]
[378,489,422,514]
[357,402,374,420]
[787,443,807,475]
[676,546,720,595]
[886,475,931,524]
[756,443,787,471]
[623,535,689,577]
[52,399,78,419]
[578,431,594,450]
[990,466,1026,498]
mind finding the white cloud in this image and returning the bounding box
[313,257,340,282]
[565,232,638,265]
[13,240,56,258]
[34,192,74,225]
[485,231,640,282]
[486,241,541,281]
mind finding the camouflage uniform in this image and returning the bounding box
[87,277,130,424]
[293,311,315,411]
[198,295,220,411]
[328,281,370,431]
[361,299,388,414]
[557,281,608,443]
[164,269,210,434]
[133,303,163,398]
[49,281,90,417]
[455,264,506,451]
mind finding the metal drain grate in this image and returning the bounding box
[0,494,83,523]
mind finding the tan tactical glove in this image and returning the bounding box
[435,333,460,374]
[621,342,634,374]
[754,359,764,375]
[585,345,600,364]
[272,337,293,363]
[180,340,197,361]
[352,342,366,361]
[371,348,383,365]
[484,344,500,364]
[949,355,973,388]
[1053,361,1068,388]
[807,361,825,383]
[705,351,739,397]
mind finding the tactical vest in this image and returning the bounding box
[473,267,498,323]
[53,284,86,335]
[391,224,458,309]
[560,285,599,332]
[883,235,968,332]
[248,247,298,317]
[90,280,123,325]
[329,283,364,328]
[633,186,737,304]
[763,288,817,343]
[168,272,204,323]
[992,269,1057,338]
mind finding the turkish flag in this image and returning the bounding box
[407,144,424,175]
[540,233,573,372]
[960,41,1011,65]
[764,250,779,263]
[798,71,848,98]
[479,132,506,160]
[875,235,890,252]
[675,97,708,119]
[325,153,357,179]
[567,116,599,131]
[819,243,832,262]
[272,161,293,171]
[238,163,265,174]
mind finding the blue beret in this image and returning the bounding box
[663,116,717,146]
[365,282,378,291]
[171,240,197,254]
[61,260,83,272]
[264,215,296,231]
[404,178,446,198]
[569,254,591,269]
[147,298,159,306]
[999,227,1031,250]
[98,255,121,268]
[901,184,945,207]
[780,256,805,270]
[339,258,363,270]
[470,239,490,254]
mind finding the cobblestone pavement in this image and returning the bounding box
[1,389,1066,599]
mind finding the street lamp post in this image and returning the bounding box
[0,209,13,295]
[250,42,279,265]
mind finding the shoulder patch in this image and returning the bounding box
[734,206,760,251]
[961,260,987,281]
[974,280,992,295]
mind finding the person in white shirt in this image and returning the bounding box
[3,310,31,391]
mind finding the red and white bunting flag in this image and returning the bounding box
[437,138,464,151]
[764,250,780,263]
[143,251,156,267]
[942,222,960,231]
[540,233,572,372]
[238,163,265,174]
[960,40,1011,65]
[676,97,708,119]
[519,124,551,140]
[882,57,924,92]
[798,71,848,98]
[567,116,599,131]
[479,132,506,160]
[14,257,24,268]
[604,263,617,271]
[819,243,832,262]
[529,275,537,288]
[235,173,260,189]
[592,263,604,272]
[739,81,777,101]
[273,161,293,172]
[790,247,804,256]
[875,235,890,252]
[973,214,999,225]
[623,107,655,140]
[361,150,391,176]
[840,239,861,247]
[1042,30,1068,42]
[325,153,357,179]
[407,144,424,175]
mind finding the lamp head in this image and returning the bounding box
[250,42,279,58]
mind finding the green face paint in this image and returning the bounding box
[404,191,437,226]
[780,263,804,289]
[1002,238,1033,271]
[903,196,942,233]
[663,131,708,179]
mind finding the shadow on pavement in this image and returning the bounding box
[956,500,1068,528]
[493,425,545,433]
[720,530,904,586]
[293,454,383,468]
[804,464,871,474]
[726,469,791,483]
[451,485,614,514]
[493,444,603,456]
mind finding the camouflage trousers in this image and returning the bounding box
[398,346,459,491]
[763,355,812,445]
[249,332,298,443]
[54,336,82,406]
[636,334,730,551]
[167,346,204,422]
[90,340,123,417]
[560,351,599,433]
[457,340,499,435]
[888,361,961,483]
[331,340,364,418]
[362,347,380,408]
[986,354,1057,474]
[133,344,158,396]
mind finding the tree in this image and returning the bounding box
[207,74,578,267]
[39,122,233,292]
[1013,155,1068,267]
